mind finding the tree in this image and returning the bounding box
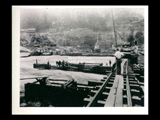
[127,35,134,43]
[135,32,144,45]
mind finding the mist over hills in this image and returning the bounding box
[20,7,144,47]
[21,7,143,31]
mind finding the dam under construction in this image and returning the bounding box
[12,6,148,115]
[20,55,144,107]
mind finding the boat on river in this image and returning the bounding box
[61,52,82,56]
[55,60,115,74]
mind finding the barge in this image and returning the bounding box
[33,59,116,74]
[21,76,96,107]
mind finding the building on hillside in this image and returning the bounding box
[49,29,57,33]
[20,28,36,36]
[20,29,28,33]
[26,28,36,33]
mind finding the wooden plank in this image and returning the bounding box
[133,73,140,76]
[104,88,116,107]
[83,98,92,102]
[105,87,111,89]
[109,79,114,82]
[77,85,95,89]
[46,84,62,87]
[105,60,127,107]
[131,89,140,92]
[129,84,139,87]
[115,75,123,107]
[108,82,114,84]
[115,89,123,107]
[102,92,109,96]
[48,79,68,81]
[90,90,98,93]
[49,82,64,85]
[104,75,119,107]
[129,81,138,84]
[112,75,119,89]
[97,100,106,104]
[126,75,132,107]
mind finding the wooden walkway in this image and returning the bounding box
[20,58,144,107]
[104,59,127,107]
[85,59,130,107]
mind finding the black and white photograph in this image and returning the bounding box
[12,5,148,114]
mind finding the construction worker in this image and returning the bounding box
[131,41,139,64]
[133,41,139,54]
[62,60,65,68]
[114,48,124,75]
[109,60,112,66]
[58,61,61,67]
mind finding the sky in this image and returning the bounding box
[20,6,144,19]
[20,6,144,30]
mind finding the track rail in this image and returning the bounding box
[84,59,144,107]
[124,75,132,107]
[20,59,144,107]
[86,72,112,107]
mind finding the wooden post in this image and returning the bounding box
[126,59,128,75]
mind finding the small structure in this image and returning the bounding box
[94,33,102,53]
[33,59,51,69]
[26,28,36,33]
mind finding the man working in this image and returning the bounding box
[109,60,112,66]
[114,48,124,75]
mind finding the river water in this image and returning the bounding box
[20,55,115,92]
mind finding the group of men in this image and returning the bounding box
[56,45,137,75]
[56,60,69,68]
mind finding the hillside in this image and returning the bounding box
[20,8,144,49]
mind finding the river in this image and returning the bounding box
[20,55,115,92]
